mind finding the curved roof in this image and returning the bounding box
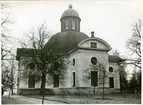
[78,37,112,51]
[44,31,89,54]
[62,4,80,19]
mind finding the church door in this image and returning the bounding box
[109,77,114,88]
[28,75,35,88]
[91,71,98,86]
[53,74,59,87]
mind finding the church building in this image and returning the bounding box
[16,4,123,95]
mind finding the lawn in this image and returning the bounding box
[29,93,141,104]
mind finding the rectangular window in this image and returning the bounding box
[28,75,35,88]
[53,74,59,87]
[73,72,75,87]
[91,42,97,48]
[91,71,98,86]
[109,77,114,88]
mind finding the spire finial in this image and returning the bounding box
[69,4,72,9]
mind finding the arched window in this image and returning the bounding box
[73,58,75,66]
[77,22,79,30]
[109,67,113,72]
[65,20,69,29]
[72,20,76,29]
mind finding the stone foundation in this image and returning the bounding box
[18,87,120,95]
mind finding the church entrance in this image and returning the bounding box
[91,71,98,86]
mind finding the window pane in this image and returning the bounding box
[77,22,79,30]
[73,58,75,66]
[91,57,97,65]
[91,42,97,48]
[109,67,113,72]
[72,20,75,29]
[73,72,75,87]
[65,21,68,29]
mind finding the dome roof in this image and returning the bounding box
[62,4,80,18]
[44,31,88,54]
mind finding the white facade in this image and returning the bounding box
[18,37,120,90]
[17,4,121,94]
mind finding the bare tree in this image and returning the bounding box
[110,49,128,93]
[20,22,50,49]
[83,60,107,98]
[109,49,120,56]
[128,69,138,93]
[125,20,141,95]
[1,4,18,97]
[1,4,13,33]
[19,22,67,104]
[1,3,17,60]
[2,59,17,95]
[8,59,18,95]
[128,67,141,94]
[118,63,128,93]
[126,20,141,69]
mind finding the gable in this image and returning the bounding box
[78,37,112,51]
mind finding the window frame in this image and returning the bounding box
[91,57,97,65]
[90,42,97,48]
[73,72,75,87]
[109,67,113,72]
[65,20,69,29]
[77,22,79,30]
[73,58,75,66]
[72,20,76,29]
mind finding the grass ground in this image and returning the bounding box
[29,93,141,104]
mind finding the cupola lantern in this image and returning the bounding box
[60,4,81,32]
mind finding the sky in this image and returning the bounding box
[1,0,143,77]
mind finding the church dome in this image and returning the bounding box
[61,4,80,19]
[44,31,88,54]
[44,4,87,54]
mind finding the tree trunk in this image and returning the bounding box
[40,71,46,94]
[102,80,104,99]
[11,86,13,95]
[42,95,45,104]
[93,85,95,95]
[102,71,105,99]
[39,70,46,104]
[8,91,10,99]
[11,60,14,95]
